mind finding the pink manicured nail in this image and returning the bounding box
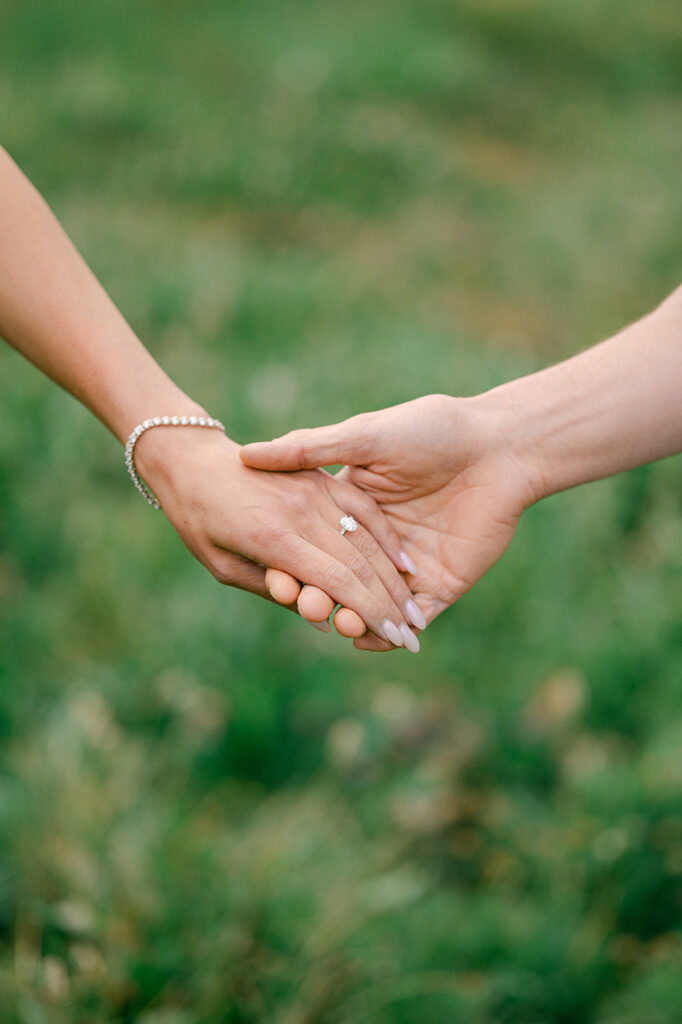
[405,599,426,631]
[309,620,332,633]
[399,550,418,575]
[382,619,404,647]
[399,623,420,653]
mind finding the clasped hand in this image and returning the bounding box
[241,394,539,652]
[135,424,423,651]
[140,393,540,653]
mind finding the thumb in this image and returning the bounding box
[240,415,373,471]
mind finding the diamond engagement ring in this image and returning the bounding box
[339,514,359,536]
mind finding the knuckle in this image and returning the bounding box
[344,552,373,584]
[248,509,290,547]
[352,488,379,516]
[283,430,310,470]
[262,523,294,551]
[282,490,310,519]
[347,415,375,460]
[319,560,352,593]
[209,561,235,586]
[353,529,380,559]
[291,446,309,471]
[247,505,274,533]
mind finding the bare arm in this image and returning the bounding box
[0,147,204,440]
[479,285,682,500]
[242,285,682,646]
[0,149,421,649]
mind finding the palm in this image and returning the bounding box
[342,458,524,625]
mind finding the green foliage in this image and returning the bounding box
[1,0,681,1020]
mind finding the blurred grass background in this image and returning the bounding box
[1,0,681,1020]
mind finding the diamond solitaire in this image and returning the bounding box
[339,515,359,536]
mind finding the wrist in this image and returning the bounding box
[112,376,209,446]
[464,383,552,507]
[134,417,237,499]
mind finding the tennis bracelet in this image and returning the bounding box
[125,415,225,509]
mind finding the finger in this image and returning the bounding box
[265,564,369,637]
[240,415,374,472]
[297,585,335,622]
[329,506,425,634]
[296,583,367,637]
[332,478,419,580]
[264,569,335,634]
[210,550,270,598]
[333,606,367,638]
[307,521,420,652]
[353,634,394,652]
[210,552,305,621]
[265,567,302,606]
[277,533,416,650]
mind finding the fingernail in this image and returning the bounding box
[382,619,404,647]
[405,599,426,631]
[309,620,332,633]
[399,623,420,653]
[399,550,418,575]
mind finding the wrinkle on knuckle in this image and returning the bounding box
[246,504,275,534]
[353,530,379,559]
[245,508,292,551]
[319,560,351,593]
[281,490,311,520]
[348,417,375,460]
[353,489,379,517]
[344,552,373,584]
[262,523,294,552]
[292,446,309,471]
[209,562,235,587]
[282,431,310,470]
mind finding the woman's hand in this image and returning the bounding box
[241,394,540,650]
[134,425,422,650]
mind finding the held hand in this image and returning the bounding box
[260,568,383,640]
[133,426,422,650]
[241,394,540,650]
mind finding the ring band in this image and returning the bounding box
[339,514,359,536]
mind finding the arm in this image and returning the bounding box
[0,147,204,443]
[478,285,682,499]
[242,285,682,647]
[0,148,421,650]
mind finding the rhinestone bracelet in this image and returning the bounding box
[124,415,226,509]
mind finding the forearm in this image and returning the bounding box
[477,285,682,501]
[0,146,205,443]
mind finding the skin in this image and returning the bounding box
[0,146,422,649]
[3,146,678,651]
[242,285,682,651]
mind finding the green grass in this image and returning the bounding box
[1,0,681,1020]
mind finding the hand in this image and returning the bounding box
[134,425,422,649]
[241,394,540,650]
